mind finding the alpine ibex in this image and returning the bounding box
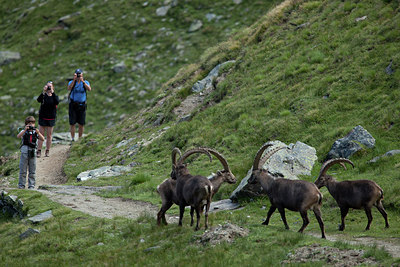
[174,148,214,230]
[314,158,389,231]
[248,143,326,238]
[157,147,237,227]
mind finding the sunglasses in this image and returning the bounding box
[47,81,53,84]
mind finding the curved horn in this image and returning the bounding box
[177,147,212,165]
[203,148,230,172]
[252,143,274,171]
[318,158,354,178]
[171,147,182,167]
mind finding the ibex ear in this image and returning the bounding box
[217,170,222,176]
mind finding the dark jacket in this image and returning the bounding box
[37,93,59,120]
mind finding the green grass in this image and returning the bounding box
[1,0,400,265]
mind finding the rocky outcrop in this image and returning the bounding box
[192,60,236,93]
[230,141,318,200]
[325,125,375,160]
[0,191,27,219]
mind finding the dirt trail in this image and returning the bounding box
[35,144,172,221]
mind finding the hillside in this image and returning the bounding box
[1,0,400,266]
[0,0,281,156]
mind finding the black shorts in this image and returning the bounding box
[69,101,86,125]
[39,118,56,127]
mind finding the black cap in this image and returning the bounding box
[75,68,83,74]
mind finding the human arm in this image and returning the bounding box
[17,127,27,139]
[35,128,45,141]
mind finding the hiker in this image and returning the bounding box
[37,81,59,157]
[17,116,45,189]
[67,69,91,141]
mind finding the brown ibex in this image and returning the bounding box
[174,148,214,230]
[314,158,389,231]
[248,143,326,238]
[157,147,237,227]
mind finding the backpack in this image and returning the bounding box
[22,129,37,148]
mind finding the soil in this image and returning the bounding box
[3,144,399,261]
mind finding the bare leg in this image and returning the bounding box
[78,124,84,138]
[70,125,75,140]
[37,125,45,151]
[45,126,53,152]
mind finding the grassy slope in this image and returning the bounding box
[0,0,280,155]
[1,0,400,265]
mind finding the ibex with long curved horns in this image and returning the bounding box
[157,147,237,227]
[314,158,389,231]
[248,143,326,238]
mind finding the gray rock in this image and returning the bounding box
[209,199,241,213]
[369,150,400,163]
[188,20,203,32]
[112,62,126,73]
[0,95,11,101]
[0,51,21,66]
[230,140,318,200]
[77,165,132,181]
[233,0,242,4]
[192,60,235,93]
[325,125,375,160]
[28,210,53,224]
[19,228,40,240]
[156,6,170,16]
[57,12,81,23]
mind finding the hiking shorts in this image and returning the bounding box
[39,118,56,127]
[69,101,86,125]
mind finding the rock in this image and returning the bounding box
[192,60,235,93]
[233,0,242,4]
[19,228,40,240]
[77,165,132,181]
[57,12,81,24]
[385,60,394,75]
[0,95,12,101]
[1,191,27,219]
[156,6,170,16]
[205,13,217,22]
[112,62,126,73]
[209,199,241,213]
[369,149,400,163]
[0,51,21,66]
[188,20,203,32]
[230,141,317,200]
[198,223,249,246]
[325,125,375,160]
[28,210,53,224]
[355,15,367,22]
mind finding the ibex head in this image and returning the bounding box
[314,158,354,188]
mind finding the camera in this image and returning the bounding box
[47,85,52,90]
[77,73,81,77]
[28,126,35,131]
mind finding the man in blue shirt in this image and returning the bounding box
[68,69,91,141]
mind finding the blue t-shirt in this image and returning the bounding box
[68,80,90,102]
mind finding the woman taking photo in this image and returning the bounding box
[37,81,59,157]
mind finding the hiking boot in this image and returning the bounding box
[37,150,41,158]
[45,150,49,157]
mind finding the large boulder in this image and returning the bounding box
[230,141,318,200]
[0,191,27,219]
[325,125,375,160]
